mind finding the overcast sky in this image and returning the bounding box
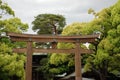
[4,0,118,34]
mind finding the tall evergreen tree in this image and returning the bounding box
[32,14,66,35]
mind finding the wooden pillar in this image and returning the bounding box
[26,41,33,80]
[75,41,82,80]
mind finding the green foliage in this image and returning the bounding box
[84,0,120,79]
[32,14,66,34]
[49,53,74,74]
[57,43,75,49]
[50,54,68,66]
[0,17,28,33]
[0,43,26,80]
[62,22,86,35]
[111,0,120,27]
[88,8,96,16]
[0,1,28,80]
[108,54,120,75]
[84,56,94,72]
[0,0,14,18]
[0,42,12,53]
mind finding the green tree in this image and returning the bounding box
[0,0,14,18]
[0,0,28,80]
[84,1,120,80]
[0,18,28,34]
[0,43,26,80]
[0,19,27,80]
[32,14,66,35]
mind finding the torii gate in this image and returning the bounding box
[7,32,99,80]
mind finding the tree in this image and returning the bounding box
[0,0,14,18]
[0,19,27,80]
[0,0,28,80]
[0,18,28,34]
[32,14,66,35]
[84,1,120,80]
[0,43,26,80]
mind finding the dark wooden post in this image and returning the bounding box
[75,40,82,80]
[26,41,33,80]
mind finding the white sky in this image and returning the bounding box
[4,0,118,34]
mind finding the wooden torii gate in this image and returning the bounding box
[7,32,99,80]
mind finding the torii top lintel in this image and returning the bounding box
[7,32,99,43]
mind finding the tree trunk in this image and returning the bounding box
[98,59,108,80]
[99,73,106,80]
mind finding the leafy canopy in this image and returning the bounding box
[0,0,28,80]
[0,0,14,18]
[84,0,120,79]
[32,14,66,34]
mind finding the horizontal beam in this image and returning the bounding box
[7,33,99,43]
[13,48,94,54]
[10,37,96,43]
[7,32,99,39]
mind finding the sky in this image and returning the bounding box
[4,0,118,34]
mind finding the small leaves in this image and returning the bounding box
[0,1,14,18]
